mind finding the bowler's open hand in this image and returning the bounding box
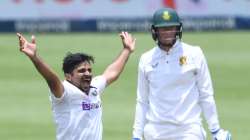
[120,31,136,53]
[17,33,37,58]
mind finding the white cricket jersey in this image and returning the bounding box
[133,41,220,139]
[50,76,106,140]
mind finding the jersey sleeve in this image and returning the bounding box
[91,75,107,95]
[196,47,220,132]
[133,56,150,139]
[49,81,68,104]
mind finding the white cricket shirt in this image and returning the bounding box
[133,41,220,139]
[50,76,106,140]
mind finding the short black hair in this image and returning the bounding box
[62,52,94,74]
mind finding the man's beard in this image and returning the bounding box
[158,38,176,48]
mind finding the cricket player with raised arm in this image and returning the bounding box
[16,31,136,140]
[132,8,231,140]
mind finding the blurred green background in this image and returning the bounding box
[0,32,250,140]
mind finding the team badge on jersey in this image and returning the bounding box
[179,56,187,66]
[91,90,98,96]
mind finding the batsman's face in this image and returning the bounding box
[68,61,92,94]
[157,26,177,48]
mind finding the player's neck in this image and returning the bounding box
[159,45,172,53]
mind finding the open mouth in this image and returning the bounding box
[82,76,92,84]
[80,78,91,92]
[83,79,91,83]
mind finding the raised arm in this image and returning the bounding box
[102,31,136,86]
[17,33,64,98]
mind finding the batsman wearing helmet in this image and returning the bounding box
[132,8,231,140]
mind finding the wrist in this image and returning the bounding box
[210,124,220,134]
[211,128,220,135]
[123,47,133,53]
[29,53,39,61]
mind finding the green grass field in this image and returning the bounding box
[0,31,250,140]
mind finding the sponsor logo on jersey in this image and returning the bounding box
[152,62,159,68]
[82,101,101,110]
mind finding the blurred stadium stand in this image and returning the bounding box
[0,0,250,32]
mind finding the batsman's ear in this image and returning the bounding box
[151,25,157,41]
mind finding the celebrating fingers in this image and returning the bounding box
[120,31,136,52]
[16,33,37,58]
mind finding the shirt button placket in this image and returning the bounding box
[166,52,170,64]
[165,52,170,73]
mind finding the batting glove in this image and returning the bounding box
[132,138,140,140]
[212,129,232,140]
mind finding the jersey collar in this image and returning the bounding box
[157,40,180,55]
